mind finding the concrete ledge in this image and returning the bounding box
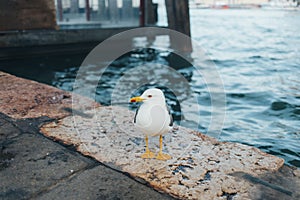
[0,71,98,119]
[1,71,299,199]
[40,106,299,199]
[0,28,136,48]
[0,28,137,60]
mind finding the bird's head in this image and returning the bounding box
[130,88,166,104]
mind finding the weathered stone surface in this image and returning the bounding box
[38,164,174,200]
[0,72,98,119]
[0,112,21,141]
[41,106,291,199]
[0,133,94,199]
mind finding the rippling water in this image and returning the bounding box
[189,9,300,167]
[1,9,299,167]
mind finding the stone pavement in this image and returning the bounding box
[0,110,174,200]
[0,71,299,200]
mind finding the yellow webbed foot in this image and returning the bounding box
[141,150,155,159]
[156,152,172,160]
[141,136,155,159]
[155,135,171,160]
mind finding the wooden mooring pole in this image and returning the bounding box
[140,0,145,26]
[85,0,91,21]
[165,0,192,52]
[57,0,63,22]
[146,0,156,25]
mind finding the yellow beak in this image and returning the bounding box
[130,96,144,103]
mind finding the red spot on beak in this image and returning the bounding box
[130,99,136,103]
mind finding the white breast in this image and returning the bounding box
[135,102,171,136]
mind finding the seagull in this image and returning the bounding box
[130,88,173,160]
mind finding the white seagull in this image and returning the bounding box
[130,88,173,160]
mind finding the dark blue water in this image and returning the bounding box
[0,9,299,167]
[189,9,300,167]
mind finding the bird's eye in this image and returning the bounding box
[148,95,152,98]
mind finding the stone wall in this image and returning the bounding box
[0,0,57,31]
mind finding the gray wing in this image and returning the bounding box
[133,106,140,123]
[166,105,173,126]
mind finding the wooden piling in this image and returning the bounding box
[139,0,145,26]
[85,0,91,21]
[165,0,192,52]
[165,0,191,36]
[57,0,63,22]
[146,0,156,25]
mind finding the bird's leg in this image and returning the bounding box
[141,136,155,159]
[156,135,171,160]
